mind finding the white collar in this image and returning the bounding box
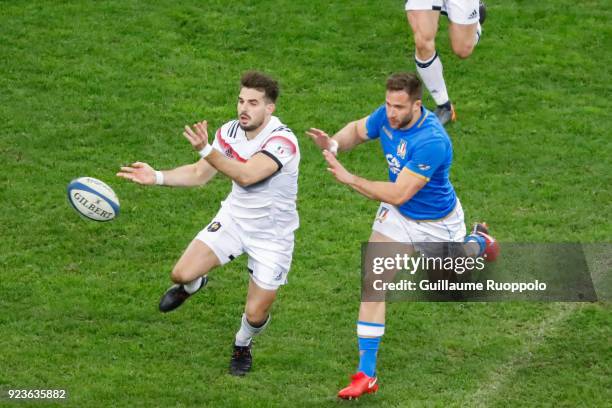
[226,116,282,144]
[247,116,281,141]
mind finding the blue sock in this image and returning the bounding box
[358,336,381,377]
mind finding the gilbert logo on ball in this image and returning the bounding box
[67,177,120,221]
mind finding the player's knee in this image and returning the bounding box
[451,41,474,59]
[244,306,267,326]
[414,36,436,60]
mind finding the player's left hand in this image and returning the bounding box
[323,150,354,185]
[183,121,210,151]
[305,128,333,152]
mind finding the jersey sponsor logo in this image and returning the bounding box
[469,9,478,19]
[418,163,431,171]
[397,139,407,159]
[273,269,283,281]
[382,126,393,140]
[385,154,401,175]
[207,221,221,232]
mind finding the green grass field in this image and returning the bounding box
[1,1,611,406]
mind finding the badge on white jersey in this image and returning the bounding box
[262,136,296,164]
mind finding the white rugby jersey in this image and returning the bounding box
[211,116,300,237]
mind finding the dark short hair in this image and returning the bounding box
[240,71,279,103]
[386,73,423,102]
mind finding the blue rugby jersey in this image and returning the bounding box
[365,105,457,220]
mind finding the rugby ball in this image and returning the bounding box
[67,177,120,221]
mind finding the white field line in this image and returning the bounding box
[464,303,580,408]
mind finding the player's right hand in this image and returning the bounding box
[116,162,156,185]
[184,121,210,151]
[305,128,333,151]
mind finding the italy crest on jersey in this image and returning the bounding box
[397,139,407,159]
[376,206,390,223]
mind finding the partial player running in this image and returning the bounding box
[406,0,486,124]
[307,72,498,399]
[117,71,300,376]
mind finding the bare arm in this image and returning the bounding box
[117,159,217,187]
[184,121,280,187]
[306,116,369,154]
[323,150,426,206]
[205,149,279,187]
[160,159,217,187]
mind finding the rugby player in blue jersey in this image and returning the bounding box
[306,72,498,399]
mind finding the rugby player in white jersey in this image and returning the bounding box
[117,71,300,376]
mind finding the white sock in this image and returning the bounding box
[415,51,449,106]
[475,22,482,45]
[183,276,202,294]
[235,313,270,347]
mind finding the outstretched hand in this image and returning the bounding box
[305,128,334,152]
[116,162,156,185]
[183,121,210,151]
[323,150,354,185]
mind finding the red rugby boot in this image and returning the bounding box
[338,372,379,400]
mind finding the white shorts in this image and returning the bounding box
[405,0,480,25]
[195,206,294,291]
[372,201,467,251]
